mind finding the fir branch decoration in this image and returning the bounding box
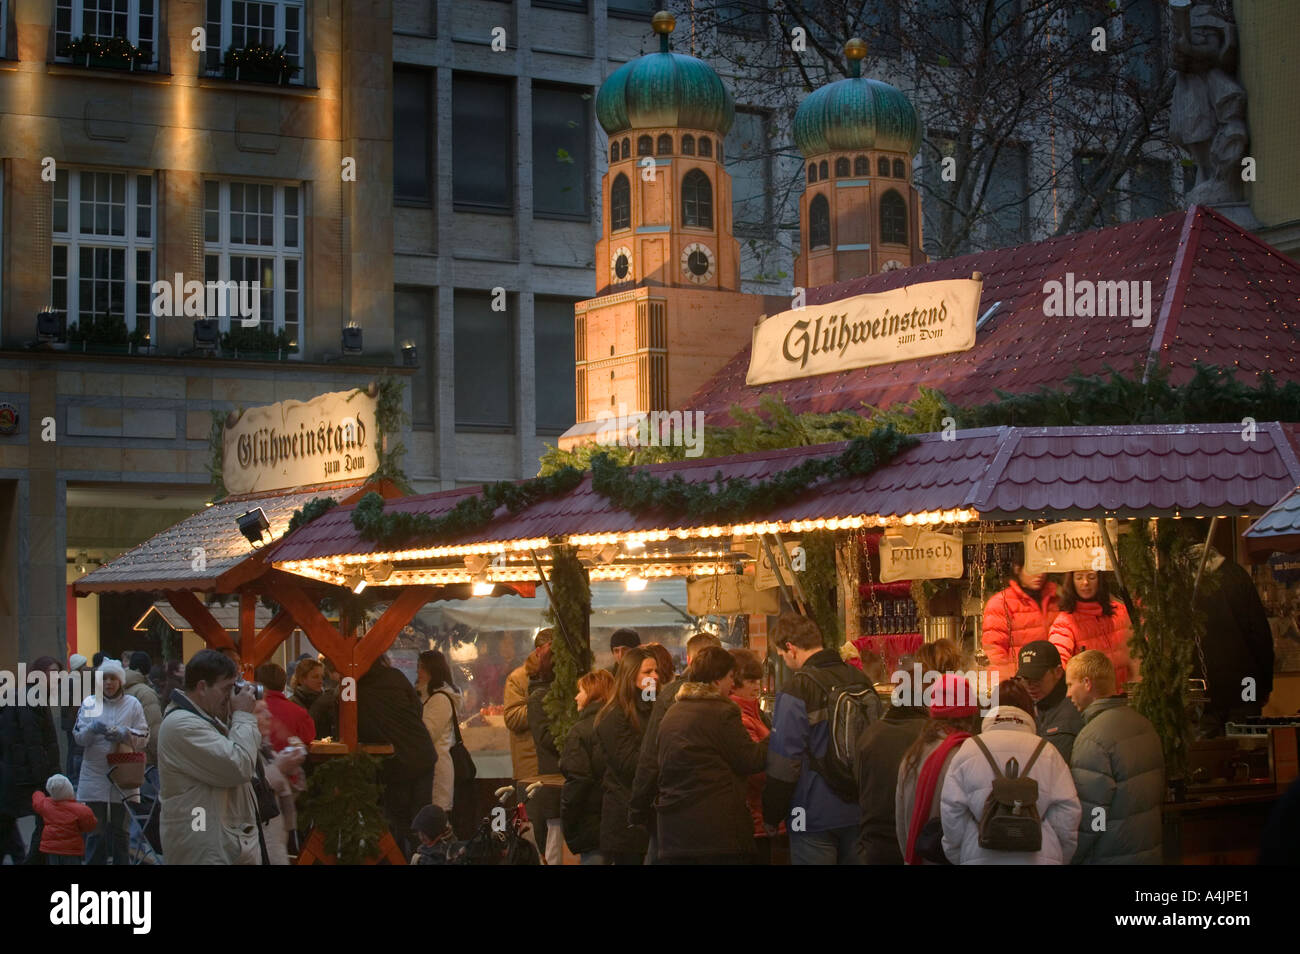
[589,426,918,520]
[287,496,340,534]
[373,375,413,492]
[297,752,387,864]
[350,466,585,547]
[1118,518,1213,785]
[543,546,592,747]
[207,410,232,502]
[798,531,842,650]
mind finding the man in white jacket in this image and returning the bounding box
[157,649,261,865]
[940,680,1082,865]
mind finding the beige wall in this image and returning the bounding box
[1235,0,1300,230]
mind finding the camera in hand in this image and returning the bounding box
[234,677,264,700]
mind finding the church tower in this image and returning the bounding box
[593,11,741,293]
[562,12,785,448]
[793,39,927,287]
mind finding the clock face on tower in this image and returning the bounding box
[611,246,633,284]
[681,242,715,284]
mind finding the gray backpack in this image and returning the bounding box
[971,735,1048,852]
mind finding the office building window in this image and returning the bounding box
[726,108,772,237]
[919,0,961,63]
[203,0,304,79]
[1069,1,1111,86]
[535,297,577,434]
[809,194,830,249]
[396,288,435,426]
[610,174,631,233]
[880,190,907,244]
[716,1,766,37]
[395,67,432,204]
[1074,152,1118,226]
[56,0,156,64]
[1131,160,1173,220]
[862,0,901,56]
[608,0,654,18]
[986,143,1028,247]
[51,169,155,336]
[454,291,514,430]
[453,75,512,211]
[682,170,712,229]
[1123,0,1163,85]
[202,179,302,348]
[533,84,591,219]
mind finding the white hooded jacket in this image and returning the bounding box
[940,706,1082,865]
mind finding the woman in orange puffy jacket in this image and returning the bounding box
[980,555,1060,683]
[1048,571,1135,686]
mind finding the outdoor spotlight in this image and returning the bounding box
[625,574,648,592]
[342,324,363,355]
[401,340,418,367]
[237,508,271,546]
[471,580,495,597]
[193,318,220,353]
[352,577,368,594]
[37,308,67,342]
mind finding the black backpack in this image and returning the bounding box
[795,666,882,802]
[970,735,1048,852]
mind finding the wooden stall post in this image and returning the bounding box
[238,590,257,679]
[835,533,862,645]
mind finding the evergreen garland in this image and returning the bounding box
[797,531,842,650]
[297,752,388,864]
[287,496,340,534]
[349,466,586,547]
[207,410,233,503]
[1118,518,1214,785]
[542,546,592,748]
[589,426,918,519]
[373,375,413,493]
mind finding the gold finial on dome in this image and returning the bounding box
[844,38,867,60]
[652,10,676,51]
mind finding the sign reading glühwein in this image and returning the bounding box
[745,277,982,386]
[1022,520,1118,575]
[223,388,378,495]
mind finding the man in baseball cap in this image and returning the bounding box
[1016,640,1083,762]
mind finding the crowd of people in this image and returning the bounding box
[0,541,1284,865]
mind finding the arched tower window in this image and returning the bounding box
[611,173,631,232]
[854,155,869,176]
[657,134,673,155]
[682,169,713,228]
[818,160,828,179]
[682,134,696,155]
[809,194,831,249]
[637,135,653,156]
[620,138,630,159]
[835,157,850,177]
[808,163,817,183]
[893,158,907,179]
[699,137,712,158]
[880,189,907,244]
[878,157,890,177]
[611,143,619,163]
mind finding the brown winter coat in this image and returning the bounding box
[504,663,539,782]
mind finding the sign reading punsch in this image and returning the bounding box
[745,277,982,386]
[223,388,379,495]
[879,530,963,583]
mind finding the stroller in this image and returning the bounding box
[105,731,162,865]
[457,783,542,865]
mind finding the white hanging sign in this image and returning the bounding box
[1023,521,1118,575]
[879,530,963,583]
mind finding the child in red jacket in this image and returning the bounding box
[32,774,97,864]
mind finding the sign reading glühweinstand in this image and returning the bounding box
[223,389,379,495]
[745,277,982,386]
[879,530,963,583]
[1022,520,1119,575]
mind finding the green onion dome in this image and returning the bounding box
[793,38,922,157]
[596,11,735,137]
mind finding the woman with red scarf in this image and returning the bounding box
[729,649,782,863]
[894,674,980,865]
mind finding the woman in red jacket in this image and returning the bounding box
[1048,571,1135,686]
[981,546,1060,683]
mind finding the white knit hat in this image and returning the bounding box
[98,657,126,682]
[47,774,75,800]
[69,653,88,671]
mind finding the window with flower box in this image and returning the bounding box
[203,180,303,353]
[204,0,305,84]
[51,169,156,344]
[55,0,157,69]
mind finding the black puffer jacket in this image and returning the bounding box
[654,682,767,862]
[527,678,562,779]
[629,676,686,826]
[357,662,436,782]
[0,701,61,816]
[854,705,928,865]
[560,702,606,854]
[595,697,652,856]
[310,687,338,741]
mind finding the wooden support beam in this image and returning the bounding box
[238,591,256,678]
[354,585,437,676]
[268,580,351,665]
[164,590,235,650]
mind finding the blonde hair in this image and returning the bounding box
[1067,650,1116,696]
[915,638,964,675]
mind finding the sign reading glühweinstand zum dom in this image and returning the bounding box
[745,277,982,386]
[223,388,379,495]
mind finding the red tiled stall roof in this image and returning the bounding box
[1243,483,1300,558]
[269,424,1300,564]
[74,482,387,595]
[689,206,1300,422]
